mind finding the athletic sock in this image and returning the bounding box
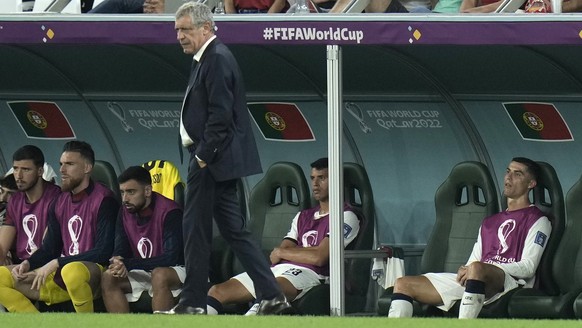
[388,292,413,318]
[61,262,94,313]
[207,295,223,315]
[458,279,485,319]
[0,266,38,312]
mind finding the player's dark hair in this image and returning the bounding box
[118,166,152,186]
[310,158,329,170]
[512,157,541,182]
[62,141,95,166]
[13,145,44,168]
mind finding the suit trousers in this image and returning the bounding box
[180,154,281,307]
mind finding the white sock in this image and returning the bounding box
[388,299,413,318]
[458,291,485,319]
[207,305,218,315]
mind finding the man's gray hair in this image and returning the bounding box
[175,1,215,29]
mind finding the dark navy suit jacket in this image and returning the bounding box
[181,38,262,181]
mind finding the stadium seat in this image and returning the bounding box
[238,161,312,274]
[507,165,573,319]
[33,0,80,13]
[209,178,249,285]
[215,161,310,314]
[494,0,527,12]
[91,159,120,202]
[91,0,105,9]
[292,162,376,315]
[377,161,499,316]
[450,161,564,318]
[341,0,371,12]
[142,159,184,207]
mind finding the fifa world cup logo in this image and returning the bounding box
[68,215,83,255]
[22,214,39,255]
[301,230,319,247]
[497,219,516,255]
[137,237,153,258]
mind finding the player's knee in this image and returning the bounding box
[392,276,408,293]
[0,266,14,288]
[207,283,226,302]
[101,269,117,287]
[465,261,487,279]
[61,262,90,288]
[151,267,171,289]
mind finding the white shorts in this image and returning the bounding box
[232,263,324,300]
[125,266,186,302]
[423,271,521,311]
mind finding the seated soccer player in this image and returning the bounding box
[101,166,184,313]
[0,146,61,267]
[0,141,118,313]
[7,162,58,185]
[388,157,552,319]
[0,174,17,228]
[206,158,360,315]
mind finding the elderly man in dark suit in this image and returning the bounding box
[162,2,292,315]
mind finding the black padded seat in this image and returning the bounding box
[377,161,499,316]
[292,162,376,315]
[507,165,572,319]
[91,159,120,202]
[214,161,310,314]
[570,175,582,318]
[243,161,312,271]
[452,161,564,318]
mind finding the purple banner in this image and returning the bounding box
[217,21,582,45]
[1,19,582,45]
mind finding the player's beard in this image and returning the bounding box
[61,175,83,192]
[124,199,145,214]
[124,203,137,213]
[17,177,39,193]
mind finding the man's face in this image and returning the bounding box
[120,179,151,214]
[503,161,535,199]
[12,159,42,192]
[0,185,16,204]
[59,151,89,193]
[175,15,211,55]
[310,167,329,202]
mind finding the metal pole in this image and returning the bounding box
[327,44,344,316]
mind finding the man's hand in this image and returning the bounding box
[269,247,283,265]
[12,260,31,281]
[108,256,128,278]
[31,259,59,290]
[456,265,468,286]
[197,158,207,168]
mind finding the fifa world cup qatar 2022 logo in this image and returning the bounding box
[68,215,83,255]
[497,219,516,255]
[137,237,154,258]
[22,214,39,255]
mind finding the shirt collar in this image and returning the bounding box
[71,179,94,202]
[193,35,217,63]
